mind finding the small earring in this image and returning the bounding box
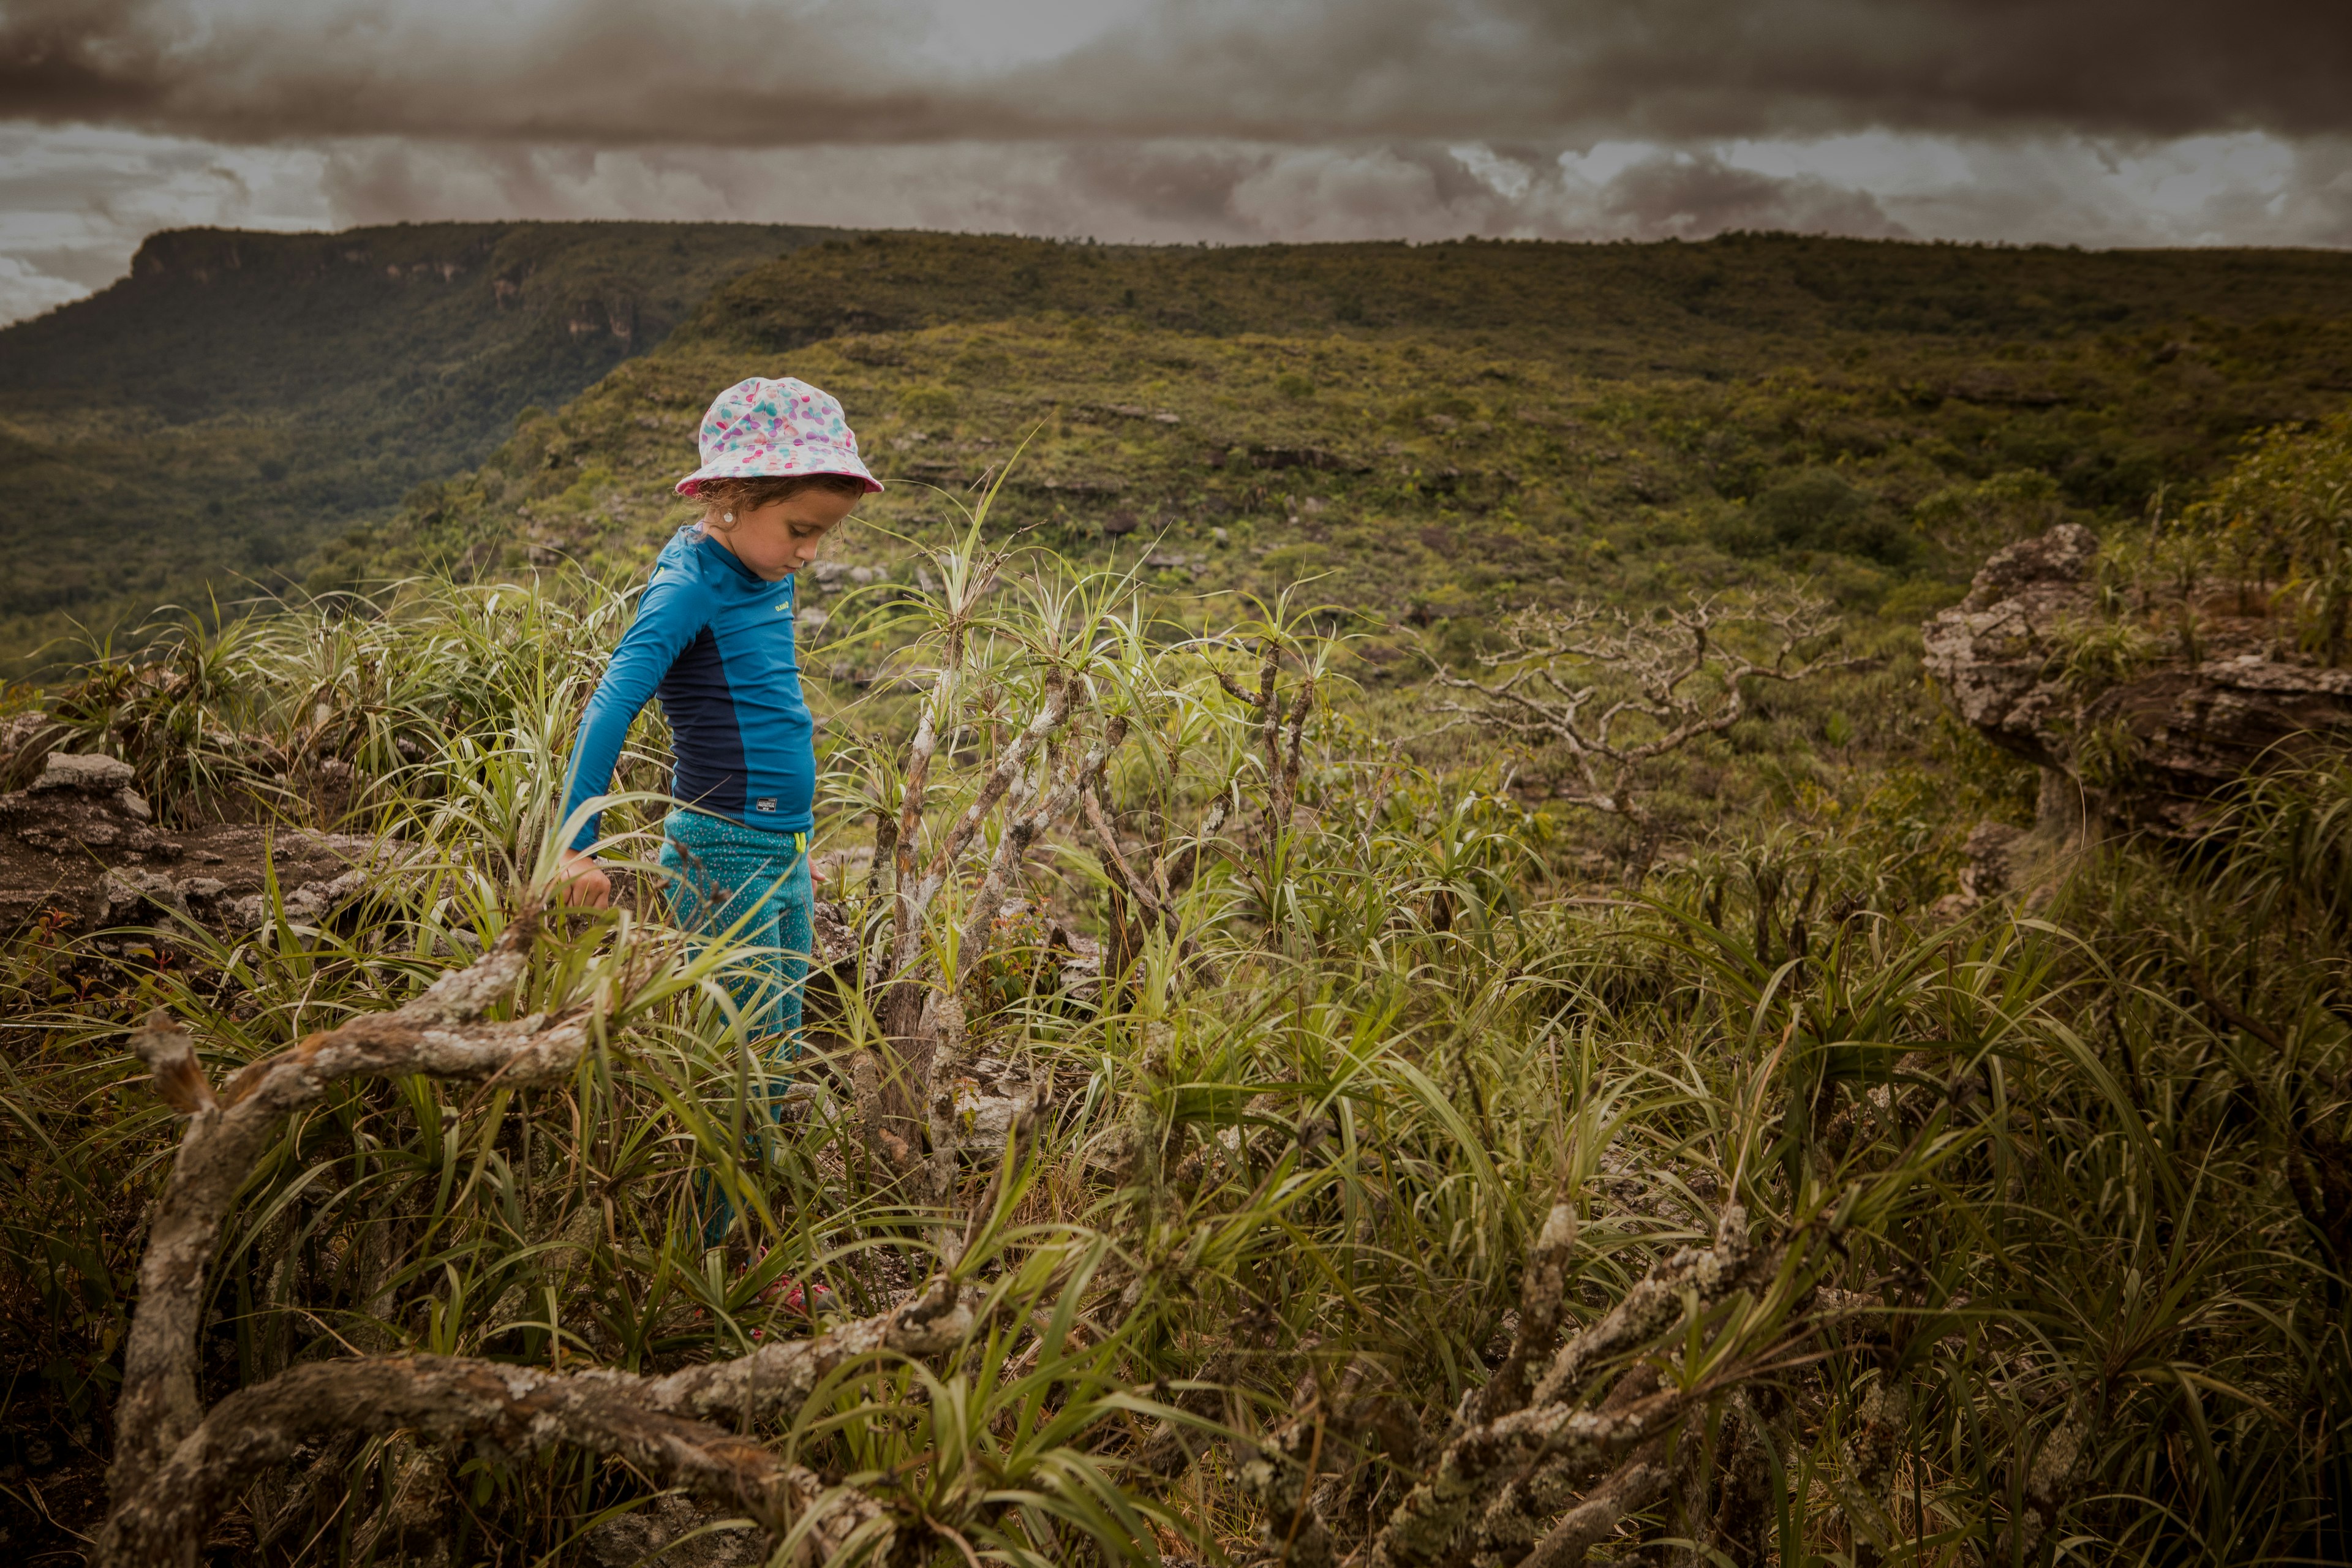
[723,511,734,522]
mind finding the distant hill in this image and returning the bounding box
[0,220,842,667]
[323,231,2352,655]
[677,230,2352,372]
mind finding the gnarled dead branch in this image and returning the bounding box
[1362,1205,1790,1568]
[1433,590,1853,877]
[99,1278,978,1565]
[108,911,591,1512]
[860,579,1132,1172]
[97,910,1003,1567]
[97,1350,889,1567]
[1474,1197,1578,1426]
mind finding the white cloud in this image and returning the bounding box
[0,254,89,323]
[1559,142,1654,189]
[0,124,328,319]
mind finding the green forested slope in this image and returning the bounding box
[333,230,2352,636]
[0,220,841,665]
[15,224,2352,686]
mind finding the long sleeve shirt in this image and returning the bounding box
[559,526,815,852]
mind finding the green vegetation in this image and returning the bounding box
[7,230,2352,1561]
[0,220,842,665]
[2193,407,2352,660]
[338,233,2352,618]
[6,488,2352,1558]
[312,230,2350,863]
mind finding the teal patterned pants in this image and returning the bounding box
[660,809,812,1065]
[661,809,813,1244]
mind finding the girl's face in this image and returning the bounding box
[706,488,858,581]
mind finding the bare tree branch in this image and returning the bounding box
[1430,591,1856,869]
[1368,1382,1697,1568]
[95,1272,987,1567]
[890,668,1072,985]
[1517,1439,1677,1568]
[97,914,1003,1566]
[1527,1207,1768,1410]
[869,654,1098,1164]
[1474,1197,1578,1426]
[948,713,1129,993]
[1362,1205,1785,1568]
[108,912,591,1511]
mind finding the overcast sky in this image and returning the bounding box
[1,0,2348,323]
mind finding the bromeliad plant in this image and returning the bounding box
[827,497,1152,1182]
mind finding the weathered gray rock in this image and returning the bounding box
[581,1494,763,1567]
[1924,523,2352,838]
[2080,658,2352,834]
[0,771,408,937]
[0,709,51,761]
[34,752,137,793]
[1919,524,2101,772]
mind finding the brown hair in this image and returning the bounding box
[695,473,866,525]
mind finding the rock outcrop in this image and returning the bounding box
[0,753,402,939]
[1921,524,2104,776]
[1924,524,2352,839]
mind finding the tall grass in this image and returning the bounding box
[1,541,2345,1563]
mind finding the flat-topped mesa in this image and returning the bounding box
[1923,524,2352,841]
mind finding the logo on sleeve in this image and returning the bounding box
[755,797,778,812]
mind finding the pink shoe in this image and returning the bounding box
[753,1252,837,1316]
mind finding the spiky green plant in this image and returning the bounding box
[1,527,2345,1564]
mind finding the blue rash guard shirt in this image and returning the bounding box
[561,526,815,852]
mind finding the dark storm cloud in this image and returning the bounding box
[1598,152,1910,239]
[0,0,998,145]
[4,1,2348,327]
[1060,141,1265,228]
[1,0,2346,150]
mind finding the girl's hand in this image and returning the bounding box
[556,848,614,909]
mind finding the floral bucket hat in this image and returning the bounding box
[673,376,882,496]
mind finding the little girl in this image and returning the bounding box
[556,375,878,1140]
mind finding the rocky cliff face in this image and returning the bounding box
[1924,523,2352,839]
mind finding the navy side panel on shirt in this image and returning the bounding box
[659,625,750,816]
[560,527,814,851]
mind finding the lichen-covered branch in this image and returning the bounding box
[1368,1383,1694,1568]
[99,1267,1000,1564]
[1474,1197,1578,1426]
[108,913,590,1510]
[889,667,1073,989]
[1517,1439,1676,1568]
[639,1274,974,1426]
[94,1349,894,1567]
[869,655,1100,1166]
[949,712,1128,990]
[1362,1205,1784,1568]
[1526,1205,1768,1410]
